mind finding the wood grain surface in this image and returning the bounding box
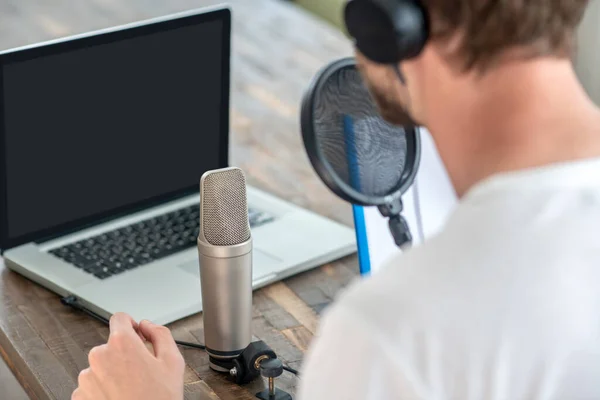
[0,0,357,399]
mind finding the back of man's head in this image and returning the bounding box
[412,0,599,195]
[352,0,598,196]
[422,0,590,72]
[354,0,592,128]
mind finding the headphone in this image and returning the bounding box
[344,0,430,64]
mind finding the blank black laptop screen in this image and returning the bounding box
[0,10,230,248]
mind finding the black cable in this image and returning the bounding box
[61,296,297,375]
[61,295,110,324]
[62,296,207,349]
[283,365,299,375]
[412,176,426,244]
[175,340,206,350]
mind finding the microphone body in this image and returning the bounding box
[197,167,253,372]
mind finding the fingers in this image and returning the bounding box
[113,313,145,341]
[73,368,107,400]
[109,312,138,336]
[85,344,117,383]
[108,313,148,356]
[138,320,183,366]
[135,326,146,342]
[71,388,83,400]
[87,344,108,373]
[143,341,156,355]
[71,388,89,400]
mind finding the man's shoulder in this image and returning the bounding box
[326,237,458,336]
[324,188,600,343]
[323,208,517,338]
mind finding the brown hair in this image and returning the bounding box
[421,0,591,71]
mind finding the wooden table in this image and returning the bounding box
[0,0,357,399]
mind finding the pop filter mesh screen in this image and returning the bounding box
[312,65,408,197]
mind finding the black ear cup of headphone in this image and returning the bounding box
[344,0,429,64]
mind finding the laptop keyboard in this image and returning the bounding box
[49,205,274,280]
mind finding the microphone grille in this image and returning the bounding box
[200,167,251,246]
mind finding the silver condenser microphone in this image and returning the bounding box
[197,167,253,372]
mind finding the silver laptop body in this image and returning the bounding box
[0,7,356,325]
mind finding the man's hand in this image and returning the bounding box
[72,313,185,400]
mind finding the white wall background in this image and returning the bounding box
[575,0,600,105]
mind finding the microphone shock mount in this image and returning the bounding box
[211,340,293,400]
[378,197,412,248]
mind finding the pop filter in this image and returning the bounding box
[300,57,421,248]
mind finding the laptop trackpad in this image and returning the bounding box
[178,250,281,279]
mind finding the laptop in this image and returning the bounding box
[0,6,357,325]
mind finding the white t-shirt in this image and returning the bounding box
[297,157,600,400]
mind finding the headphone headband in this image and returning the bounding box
[344,0,429,64]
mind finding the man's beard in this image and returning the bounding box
[365,79,417,127]
[354,54,418,127]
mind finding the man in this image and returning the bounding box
[73,0,600,399]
